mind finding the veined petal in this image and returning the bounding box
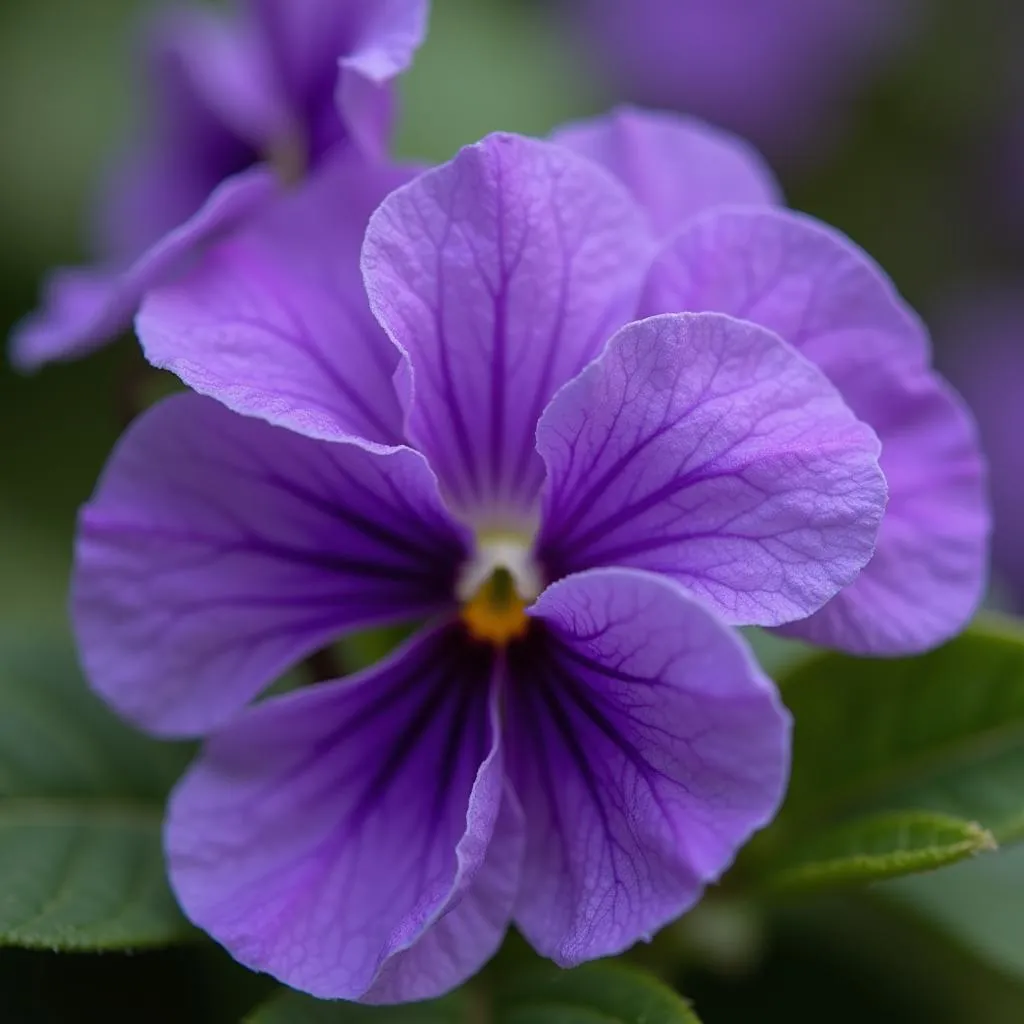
[536,313,886,627]
[362,132,653,524]
[641,208,988,651]
[365,784,524,1004]
[167,625,516,1001]
[508,567,789,964]
[554,106,782,238]
[777,369,989,653]
[640,207,929,370]
[10,167,276,371]
[138,153,414,448]
[73,393,468,737]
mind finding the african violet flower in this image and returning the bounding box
[10,0,427,370]
[73,113,986,1000]
[566,0,915,164]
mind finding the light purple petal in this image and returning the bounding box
[337,0,431,158]
[151,4,285,153]
[776,369,989,653]
[362,132,653,523]
[252,0,428,158]
[536,313,886,627]
[508,566,789,964]
[640,207,929,371]
[73,393,468,737]
[167,625,514,1001]
[365,784,524,1004]
[11,167,276,371]
[553,106,782,238]
[641,208,988,651]
[138,153,413,448]
[96,5,282,265]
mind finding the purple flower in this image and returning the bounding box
[72,114,985,1000]
[566,0,915,163]
[940,293,1024,608]
[10,0,428,370]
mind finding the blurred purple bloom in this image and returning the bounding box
[568,0,914,163]
[11,0,427,370]
[72,114,986,999]
[940,293,1023,607]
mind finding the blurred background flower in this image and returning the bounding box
[560,0,919,169]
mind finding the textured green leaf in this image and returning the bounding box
[0,633,193,949]
[762,810,995,892]
[245,991,468,1024]
[771,617,1024,844]
[497,962,703,1024]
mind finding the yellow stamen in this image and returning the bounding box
[461,567,529,645]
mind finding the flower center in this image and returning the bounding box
[266,128,307,186]
[457,535,540,646]
[462,567,529,645]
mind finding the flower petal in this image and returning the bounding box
[150,4,285,154]
[138,153,413,447]
[536,312,886,627]
[508,567,789,964]
[167,625,515,1001]
[336,0,431,158]
[251,0,427,157]
[641,208,989,651]
[362,132,652,523]
[776,369,989,653]
[10,167,276,371]
[73,393,468,737]
[553,106,782,238]
[640,207,929,370]
[365,784,524,1005]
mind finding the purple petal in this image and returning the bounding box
[536,313,886,627]
[149,4,285,154]
[336,0,431,158]
[167,626,515,1001]
[11,167,276,371]
[641,209,988,651]
[508,567,789,964]
[362,132,653,523]
[553,106,782,238]
[97,5,280,265]
[138,153,414,448]
[73,393,468,737]
[776,369,989,653]
[640,207,929,371]
[365,785,524,1004]
[252,0,428,159]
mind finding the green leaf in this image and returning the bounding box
[246,964,703,1024]
[885,842,1024,983]
[0,632,193,949]
[497,962,703,1024]
[245,991,468,1023]
[762,810,996,892]
[770,616,1024,845]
